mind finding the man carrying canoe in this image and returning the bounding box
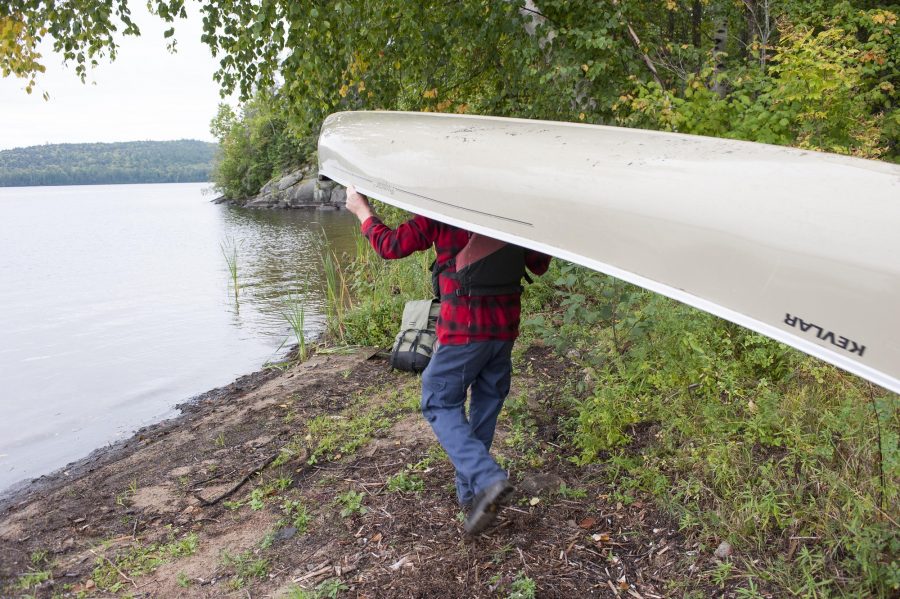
[345,185,552,534]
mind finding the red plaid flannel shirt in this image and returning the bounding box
[361,215,551,345]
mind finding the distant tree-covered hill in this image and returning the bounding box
[0,140,218,187]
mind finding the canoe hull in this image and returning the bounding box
[318,111,900,394]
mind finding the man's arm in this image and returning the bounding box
[345,185,435,259]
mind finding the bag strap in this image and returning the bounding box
[440,284,524,301]
[389,330,405,369]
[430,258,454,299]
[409,330,420,357]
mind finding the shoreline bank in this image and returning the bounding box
[2,320,893,597]
[0,363,282,509]
[0,345,700,598]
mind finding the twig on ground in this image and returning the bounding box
[193,452,278,506]
[191,469,236,487]
[502,505,529,514]
[293,563,332,583]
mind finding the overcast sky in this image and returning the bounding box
[0,4,233,151]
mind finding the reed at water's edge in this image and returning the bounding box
[281,293,308,363]
[220,237,240,302]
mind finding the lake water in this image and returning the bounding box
[0,183,359,492]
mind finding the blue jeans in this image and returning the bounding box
[420,340,513,506]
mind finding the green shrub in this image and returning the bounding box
[524,261,899,596]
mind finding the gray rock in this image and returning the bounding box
[330,187,347,205]
[518,473,564,495]
[714,540,733,559]
[245,195,273,208]
[277,170,305,191]
[287,179,317,206]
[274,526,297,541]
[240,164,343,209]
[313,181,330,204]
[258,179,277,196]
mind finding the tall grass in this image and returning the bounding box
[321,245,352,343]
[306,230,356,344]
[220,237,240,302]
[338,229,433,347]
[323,203,433,348]
[281,293,308,362]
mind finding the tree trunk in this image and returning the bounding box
[668,5,676,41]
[742,0,772,68]
[711,19,728,97]
[742,0,756,61]
[692,0,702,49]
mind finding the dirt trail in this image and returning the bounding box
[1,346,700,598]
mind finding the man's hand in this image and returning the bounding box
[345,185,375,223]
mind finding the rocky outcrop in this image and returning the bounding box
[219,166,346,210]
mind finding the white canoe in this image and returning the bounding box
[318,111,900,394]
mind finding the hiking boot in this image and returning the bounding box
[463,479,513,535]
